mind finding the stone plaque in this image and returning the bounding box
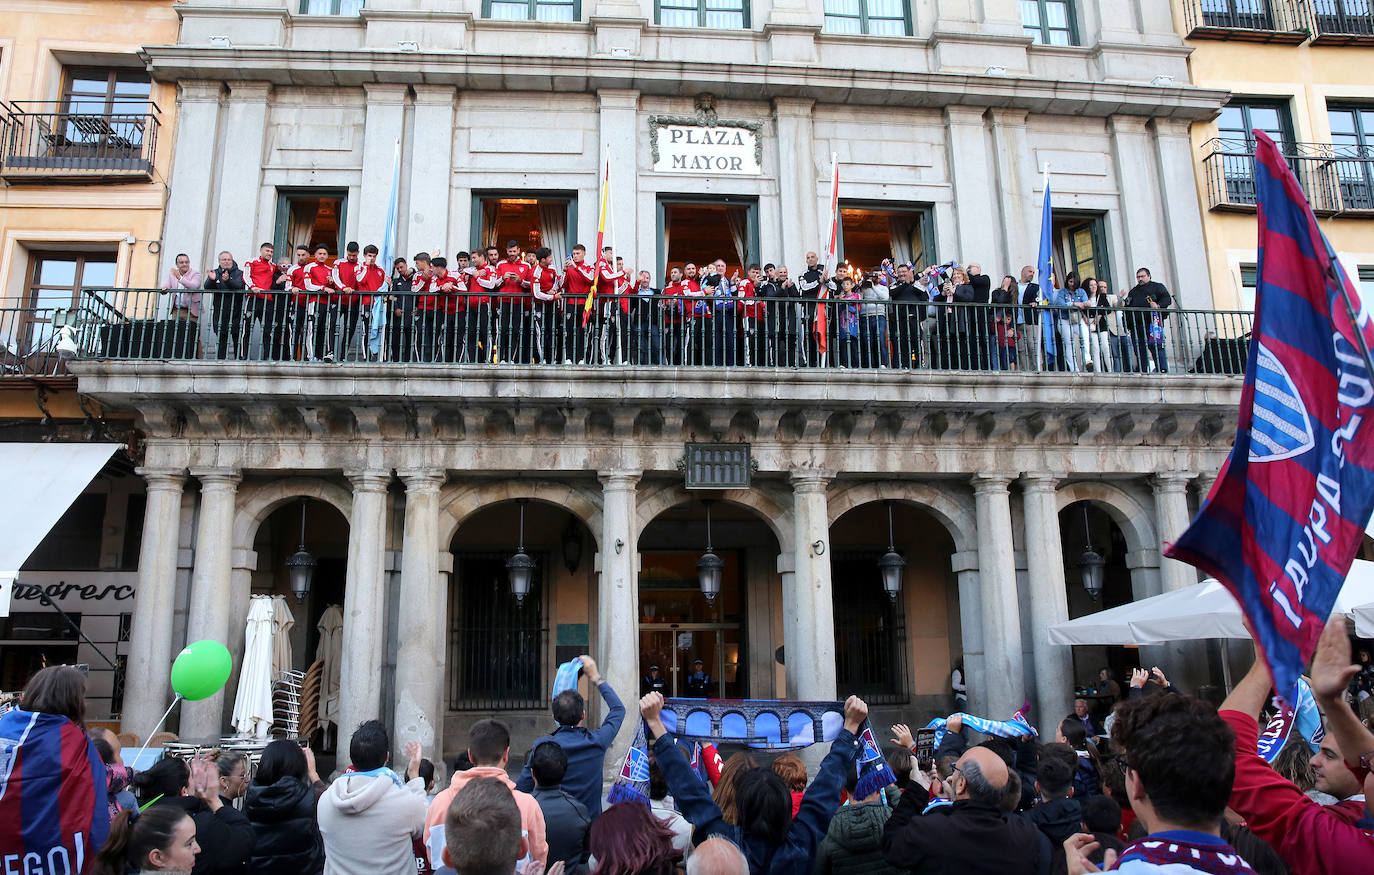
[649,115,764,176]
[684,443,752,489]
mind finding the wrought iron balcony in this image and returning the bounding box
[1201,138,1374,215]
[1311,0,1374,43]
[0,100,160,183]
[65,288,1253,378]
[0,304,79,378]
[1183,0,1312,43]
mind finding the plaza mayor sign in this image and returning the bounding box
[649,113,763,176]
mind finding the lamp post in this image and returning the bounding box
[697,500,723,606]
[285,497,316,603]
[1079,504,1106,600]
[877,500,906,601]
[507,499,535,605]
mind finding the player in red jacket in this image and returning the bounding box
[411,253,441,362]
[301,245,335,361]
[561,244,596,364]
[495,240,533,363]
[592,247,628,365]
[530,247,560,365]
[464,250,501,364]
[242,242,283,360]
[325,241,363,360]
[356,244,388,361]
[284,244,312,361]
[738,264,764,367]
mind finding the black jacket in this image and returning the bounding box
[244,777,325,875]
[882,790,1049,875]
[889,282,929,322]
[204,264,246,291]
[1020,282,1040,325]
[532,785,591,870]
[159,795,253,875]
[1124,281,1171,312]
[1021,796,1082,847]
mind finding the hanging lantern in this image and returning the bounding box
[697,500,723,605]
[877,500,906,601]
[1080,504,1105,599]
[508,498,535,605]
[285,497,316,602]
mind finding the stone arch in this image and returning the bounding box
[826,481,976,555]
[232,478,354,552]
[437,480,603,548]
[1054,480,1157,557]
[634,482,794,555]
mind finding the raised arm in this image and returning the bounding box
[641,692,729,842]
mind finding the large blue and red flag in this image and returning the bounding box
[1165,130,1374,699]
[0,707,109,870]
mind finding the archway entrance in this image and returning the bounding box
[637,500,781,699]
[1060,500,1133,719]
[830,501,958,716]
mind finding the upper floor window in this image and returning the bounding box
[1217,99,1293,150]
[486,0,578,20]
[1022,0,1077,45]
[657,0,749,29]
[62,67,150,116]
[299,0,363,14]
[1329,105,1374,153]
[823,0,910,35]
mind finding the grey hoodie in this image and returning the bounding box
[317,771,428,875]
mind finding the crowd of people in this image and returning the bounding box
[5,629,1371,875]
[159,238,1183,373]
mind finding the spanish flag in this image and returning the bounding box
[582,160,610,327]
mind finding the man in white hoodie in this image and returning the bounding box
[318,720,429,875]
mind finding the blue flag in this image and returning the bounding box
[1165,130,1374,699]
[1037,173,1057,357]
[370,140,401,358]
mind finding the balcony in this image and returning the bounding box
[1311,0,1374,43]
[1202,138,1374,215]
[1182,0,1312,43]
[0,101,160,183]
[61,288,1253,378]
[0,304,78,380]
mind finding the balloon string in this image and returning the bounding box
[131,694,183,767]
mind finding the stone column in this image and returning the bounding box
[773,99,819,268]
[1020,474,1074,727]
[1151,473,1197,594]
[181,469,242,739]
[123,469,186,737]
[944,107,1000,262]
[597,472,641,705]
[160,82,223,277]
[337,470,391,764]
[951,550,985,718]
[407,87,457,253]
[359,84,409,250]
[988,109,1037,270]
[1109,116,1169,288]
[211,82,272,251]
[787,471,836,701]
[597,91,640,269]
[1192,472,1218,515]
[1151,119,1214,308]
[972,474,1025,720]
[393,469,446,763]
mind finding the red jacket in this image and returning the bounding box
[356,263,387,306]
[531,264,559,304]
[495,258,533,308]
[738,278,764,318]
[332,258,361,305]
[245,257,279,298]
[304,262,333,305]
[288,265,311,305]
[563,260,595,312]
[596,259,630,314]
[413,273,440,312]
[1219,709,1373,875]
[468,265,499,309]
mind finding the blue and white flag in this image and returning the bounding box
[369,139,401,359]
[1036,169,1057,358]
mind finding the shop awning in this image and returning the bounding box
[0,442,121,616]
[1048,565,1374,645]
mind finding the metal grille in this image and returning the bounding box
[831,551,910,705]
[448,552,548,711]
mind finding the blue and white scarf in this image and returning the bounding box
[552,657,583,697]
[1256,677,1325,763]
[923,705,1036,748]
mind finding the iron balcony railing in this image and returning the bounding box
[1202,138,1374,215]
[1182,0,1312,42]
[0,305,81,377]
[69,287,1254,377]
[0,100,160,182]
[1311,0,1374,42]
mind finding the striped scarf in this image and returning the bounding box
[923,706,1036,747]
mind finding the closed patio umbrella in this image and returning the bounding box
[231,596,276,738]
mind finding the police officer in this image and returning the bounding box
[642,663,666,696]
[685,658,712,699]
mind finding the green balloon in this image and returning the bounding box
[170,639,233,701]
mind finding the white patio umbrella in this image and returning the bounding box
[231,596,276,738]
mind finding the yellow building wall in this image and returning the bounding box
[0,0,180,305]
[1174,9,1374,311]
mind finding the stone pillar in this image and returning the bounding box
[1151,473,1197,594]
[181,469,242,739]
[1192,472,1218,515]
[597,472,640,703]
[1020,474,1074,727]
[337,470,391,764]
[1151,119,1214,308]
[359,84,409,251]
[1108,116,1169,288]
[773,99,819,269]
[123,469,186,737]
[597,91,640,269]
[211,82,272,252]
[972,474,1025,720]
[951,550,985,718]
[407,87,457,253]
[944,107,1001,263]
[160,82,223,278]
[393,470,446,763]
[988,109,1038,268]
[787,471,836,701]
